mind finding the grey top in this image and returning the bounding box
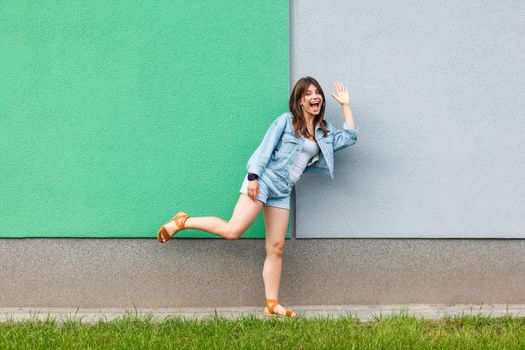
[289,138,320,183]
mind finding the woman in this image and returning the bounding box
[157,76,358,318]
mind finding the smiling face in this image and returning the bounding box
[301,84,323,117]
[289,77,327,136]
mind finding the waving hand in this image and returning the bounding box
[330,81,350,106]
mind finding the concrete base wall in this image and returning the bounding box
[2,238,524,308]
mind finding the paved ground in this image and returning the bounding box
[2,304,525,323]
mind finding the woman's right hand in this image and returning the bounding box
[247,180,259,201]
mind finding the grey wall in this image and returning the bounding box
[1,1,525,309]
[293,0,525,238]
[2,238,525,307]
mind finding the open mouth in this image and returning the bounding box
[309,101,321,110]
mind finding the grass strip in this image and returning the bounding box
[1,310,525,349]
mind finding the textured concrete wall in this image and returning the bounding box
[1,1,525,309]
[1,238,525,307]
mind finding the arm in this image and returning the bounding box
[331,120,358,152]
[330,81,358,152]
[341,101,356,129]
[246,114,286,176]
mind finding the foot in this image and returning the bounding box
[264,299,298,318]
[158,220,180,243]
[157,211,191,243]
[272,304,297,317]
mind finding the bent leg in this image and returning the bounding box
[183,193,263,239]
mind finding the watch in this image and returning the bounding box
[247,173,259,181]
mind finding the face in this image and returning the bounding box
[301,83,323,117]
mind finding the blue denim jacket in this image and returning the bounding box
[246,112,358,190]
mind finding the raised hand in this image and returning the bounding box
[330,81,350,106]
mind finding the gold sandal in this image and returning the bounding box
[264,298,299,318]
[157,211,190,243]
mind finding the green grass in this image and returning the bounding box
[1,310,525,349]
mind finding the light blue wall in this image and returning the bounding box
[293,0,525,238]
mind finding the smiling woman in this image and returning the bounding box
[157,76,359,318]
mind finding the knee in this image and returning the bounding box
[224,233,240,240]
[224,225,245,240]
[267,240,285,257]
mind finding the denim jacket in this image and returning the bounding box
[246,111,358,189]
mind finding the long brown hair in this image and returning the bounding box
[289,76,330,139]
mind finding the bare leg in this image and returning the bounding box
[262,205,289,300]
[161,193,263,240]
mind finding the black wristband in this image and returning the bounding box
[247,173,259,181]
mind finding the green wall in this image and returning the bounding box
[0,1,289,238]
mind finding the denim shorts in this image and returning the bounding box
[239,169,292,210]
